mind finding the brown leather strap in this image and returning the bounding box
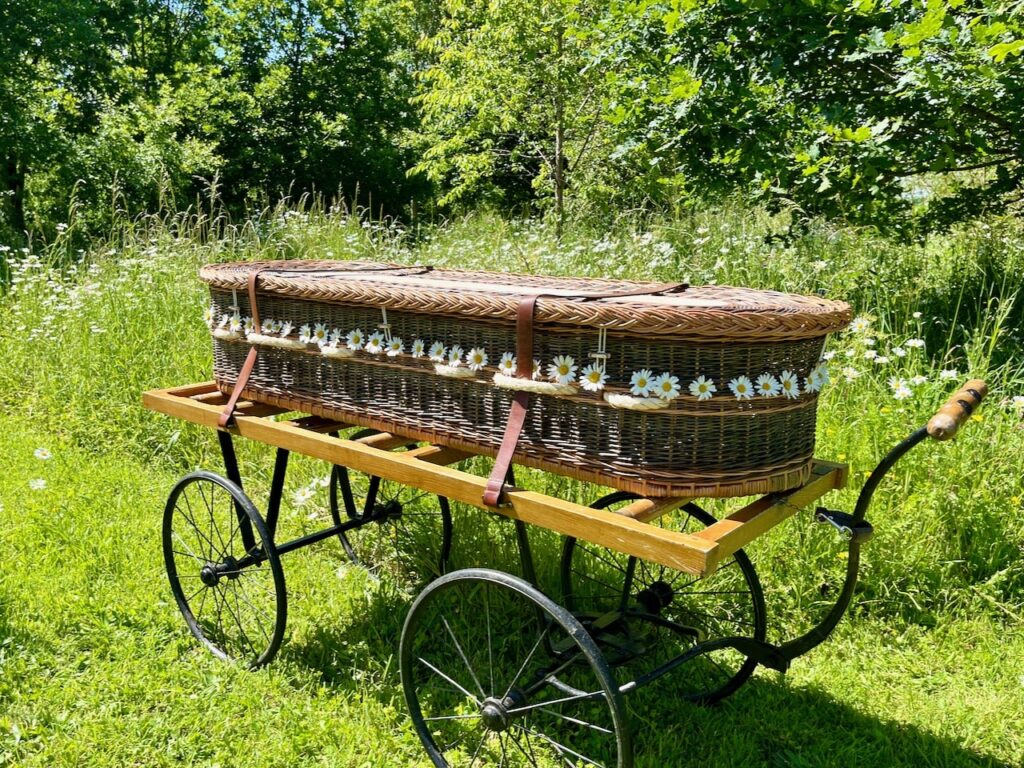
[481,282,685,506]
[218,269,265,428]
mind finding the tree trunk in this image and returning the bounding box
[4,155,26,235]
[553,25,565,240]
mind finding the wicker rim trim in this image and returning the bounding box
[220,381,815,498]
[201,260,852,341]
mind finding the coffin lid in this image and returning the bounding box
[200,260,851,341]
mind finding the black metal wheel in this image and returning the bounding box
[163,470,287,668]
[401,568,632,768]
[560,492,766,705]
[330,430,452,585]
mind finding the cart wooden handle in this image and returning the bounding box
[926,379,988,441]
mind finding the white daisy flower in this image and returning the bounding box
[873,356,889,365]
[841,366,861,381]
[329,328,343,345]
[447,345,464,367]
[912,311,923,319]
[467,347,488,370]
[387,336,404,356]
[292,486,314,506]
[429,341,446,362]
[1012,395,1024,412]
[279,320,293,338]
[805,364,829,393]
[756,373,781,397]
[260,318,276,334]
[821,350,836,361]
[889,378,912,400]
[203,306,215,326]
[532,359,542,380]
[498,352,516,375]
[850,316,871,333]
[411,339,426,358]
[844,349,855,358]
[312,323,329,346]
[366,331,385,354]
[630,369,655,397]
[228,313,243,333]
[29,478,46,490]
[654,372,682,400]
[905,338,926,349]
[298,324,313,344]
[689,375,716,401]
[863,350,877,360]
[864,338,876,347]
[34,448,52,460]
[549,355,577,385]
[939,368,959,380]
[910,375,928,386]
[779,370,801,399]
[218,313,230,329]
[580,364,607,392]
[892,347,907,358]
[272,319,283,334]
[242,316,254,335]
[346,328,365,350]
[728,375,754,400]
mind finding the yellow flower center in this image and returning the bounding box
[558,365,569,375]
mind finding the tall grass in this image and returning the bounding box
[1,197,1022,628]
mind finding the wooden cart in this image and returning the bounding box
[144,378,986,768]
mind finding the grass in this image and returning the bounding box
[0,199,1023,766]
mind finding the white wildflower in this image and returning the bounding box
[756,373,781,397]
[387,337,404,357]
[654,372,681,400]
[411,339,426,358]
[688,375,716,401]
[850,316,871,333]
[580,364,608,392]
[874,356,890,365]
[779,370,801,399]
[467,347,488,370]
[447,345,464,367]
[890,378,912,400]
[293,486,314,506]
[910,375,928,386]
[366,332,385,354]
[630,369,655,397]
[728,375,754,400]
[892,347,907,358]
[549,355,577,385]
[260,318,276,334]
[905,338,926,349]
[29,478,46,490]
[346,328,365,351]
[312,323,329,346]
[299,324,313,344]
[428,341,446,362]
[939,369,959,380]
[279,321,293,338]
[498,352,516,375]
[34,448,52,460]
[841,366,861,381]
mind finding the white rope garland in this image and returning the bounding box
[492,373,577,396]
[602,392,671,411]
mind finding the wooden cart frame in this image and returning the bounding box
[144,379,986,768]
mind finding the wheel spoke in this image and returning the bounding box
[515,725,606,768]
[417,656,481,705]
[441,614,486,700]
[506,689,604,716]
[502,623,551,701]
[531,706,613,734]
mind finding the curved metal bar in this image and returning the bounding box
[777,426,929,662]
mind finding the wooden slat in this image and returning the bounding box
[289,415,352,433]
[142,385,721,575]
[404,445,473,466]
[613,496,691,523]
[694,461,848,563]
[355,432,419,451]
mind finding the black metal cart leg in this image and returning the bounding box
[217,430,256,552]
[265,447,290,541]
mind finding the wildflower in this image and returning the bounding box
[841,366,861,381]
[863,350,877,360]
[411,339,426,358]
[228,313,243,333]
[1012,395,1024,412]
[728,375,754,400]
[387,337,404,357]
[366,332,385,354]
[428,341,446,362]
[844,349,855,358]
[630,369,655,397]
[756,373,781,397]
[890,378,912,400]
[873,356,890,365]
[316,475,331,488]
[939,369,959,380]
[805,364,829,393]
[34,448,52,460]
[912,311,923,319]
[447,345,464,367]
[779,370,801,399]
[29,479,46,490]
[905,338,926,349]
[498,352,516,375]
[329,328,343,345]
[892,347,906,358]
[821,350,836,361]
[260,318,276,334]
[312,323,329,346]
[549,355,577,385]
[299,324,313,344]
[910,375,928,386]
[272,319,283,334]
[580,364,608,392]
[279,321,293,338]
[347,328,365,351]
[467,347,488,370]
[864,338,876,347]
[689,375,716,401]
[532,359,542,380]
[654,373,681,400]
[293,486,314,506]
[850,316,871,333]
[203,306,215,326]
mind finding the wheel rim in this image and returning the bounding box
[560,493,765,705]
[401,568,632,768]
[163,471,286,668]
[330,431,452,585]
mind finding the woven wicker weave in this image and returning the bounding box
[202,260,851,497]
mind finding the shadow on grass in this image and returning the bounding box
[277,573,1011,768]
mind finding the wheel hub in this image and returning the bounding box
[479,689,527,732]
[373,499,403,525]
[199,563,220,587]
[635,580,674,614]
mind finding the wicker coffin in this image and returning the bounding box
[201,261,851,498]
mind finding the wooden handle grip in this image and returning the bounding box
[926,379,988,441]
